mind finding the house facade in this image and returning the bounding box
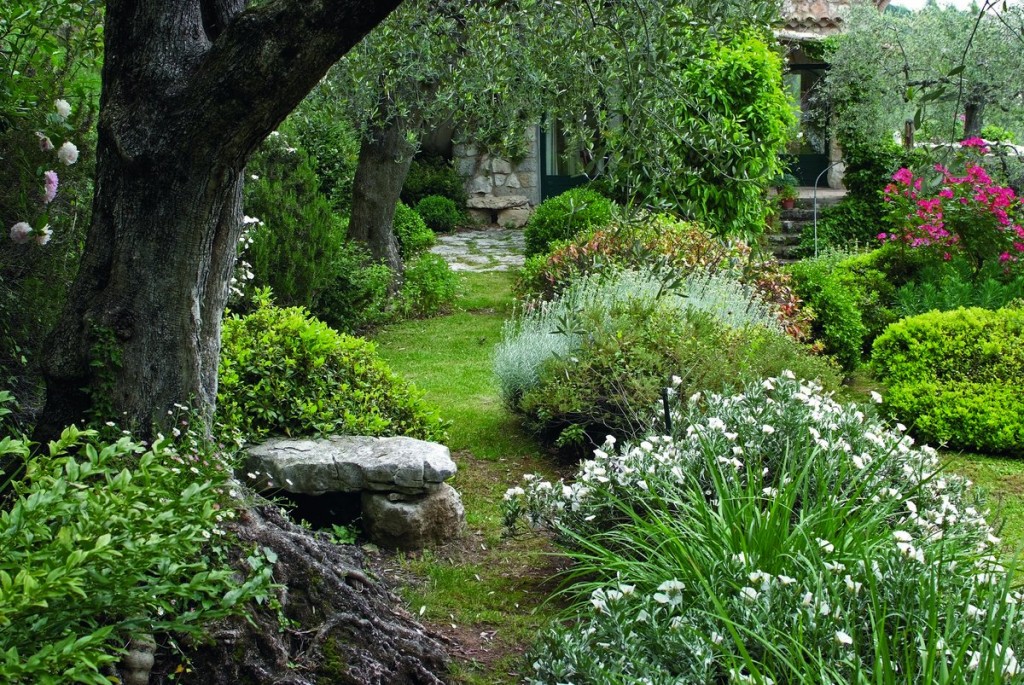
[454,0,892,224]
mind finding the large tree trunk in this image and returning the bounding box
[32,0,403,442]
[348,118,417,279]
[964,100,985,139]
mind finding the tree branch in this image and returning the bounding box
[182,0,404,163]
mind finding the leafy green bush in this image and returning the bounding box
[523,188,614,257]
[0,402,273,684]
[401,156,468,209]
[244,132,350,310]
[393,201,436,260]
[871,306,1024,453]
[314,241,394,334]
[286,97,360,214]
[893,261,1024,319]
[787,255,869,370]
[496,269,838,452]
[398,253,459,318]
[505,374,1020,683]
[217,292,447,443]
[415,195,463,233]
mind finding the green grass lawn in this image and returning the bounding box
[945,452,1024,553]
[374,271,565,684]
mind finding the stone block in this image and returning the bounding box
[490,158,513,174]
[497,207,532,228]
[466,209,493,225]
[362,485,465,550]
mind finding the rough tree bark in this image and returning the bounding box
[33,0,404,442]
[348,117,417,279]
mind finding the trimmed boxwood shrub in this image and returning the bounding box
[871,306,1024,453]
[415,195,463,233]
[885,381,1024,454]
[523,187,614,257]
[393,201,435,259]
[217,292,447,443]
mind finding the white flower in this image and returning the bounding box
[817,538,835,553]
[893,530,913,542]
[55,98,72,119]
[781,370,796,379]
[36,131,54,151]
[710,631,724,645]
[801,591,814,606]
[777,574,797,585]
[671,375,682,387]
[870,391,883,404]
[9,221,32,244]
[967,650,981,670]
[835,630,853,646]
[57,141,79,165]
[35,225,52,245]
[761,424,775,434]
[739,586,760,603]
[761,378,775,390]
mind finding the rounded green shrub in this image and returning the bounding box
[886,380,1024,453]
[523,187,614,257]
[393,201,436,260]
[399,253,459,318]
[871,307,1024,386]
[217,293,447,443]
[871,306,1024,453]
[415,195,463,233]
[401,156,468,209]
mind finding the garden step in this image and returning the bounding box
[780,208,817,221]
[767,232,802,245]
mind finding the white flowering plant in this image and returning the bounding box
[505,374,1024,683]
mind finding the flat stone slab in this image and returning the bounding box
[466,194,529,210]
[243,436,457,496]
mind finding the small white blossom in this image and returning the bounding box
[57,141,79,165]
[54,98,72,119]
[9,221,32,244]
[870,391,883,404]
[835,630,853,646]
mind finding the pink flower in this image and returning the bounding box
[939,188,954,199]
[961,137,991,154]
[877,233,887,241]
[893,168,914,185]
[43,171,58,204]
[1000,252,1012,263]
[9,222,33,244]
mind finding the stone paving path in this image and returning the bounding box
[430,226,526,272]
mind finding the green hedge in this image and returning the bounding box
[871,306,1024,453]
[218,293,446,443]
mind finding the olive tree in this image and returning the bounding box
[33,0,405,441]
[825,2,1024,147]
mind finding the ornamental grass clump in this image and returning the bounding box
[505,374,1024,684]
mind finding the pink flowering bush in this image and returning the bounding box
[880,138,1024,272]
